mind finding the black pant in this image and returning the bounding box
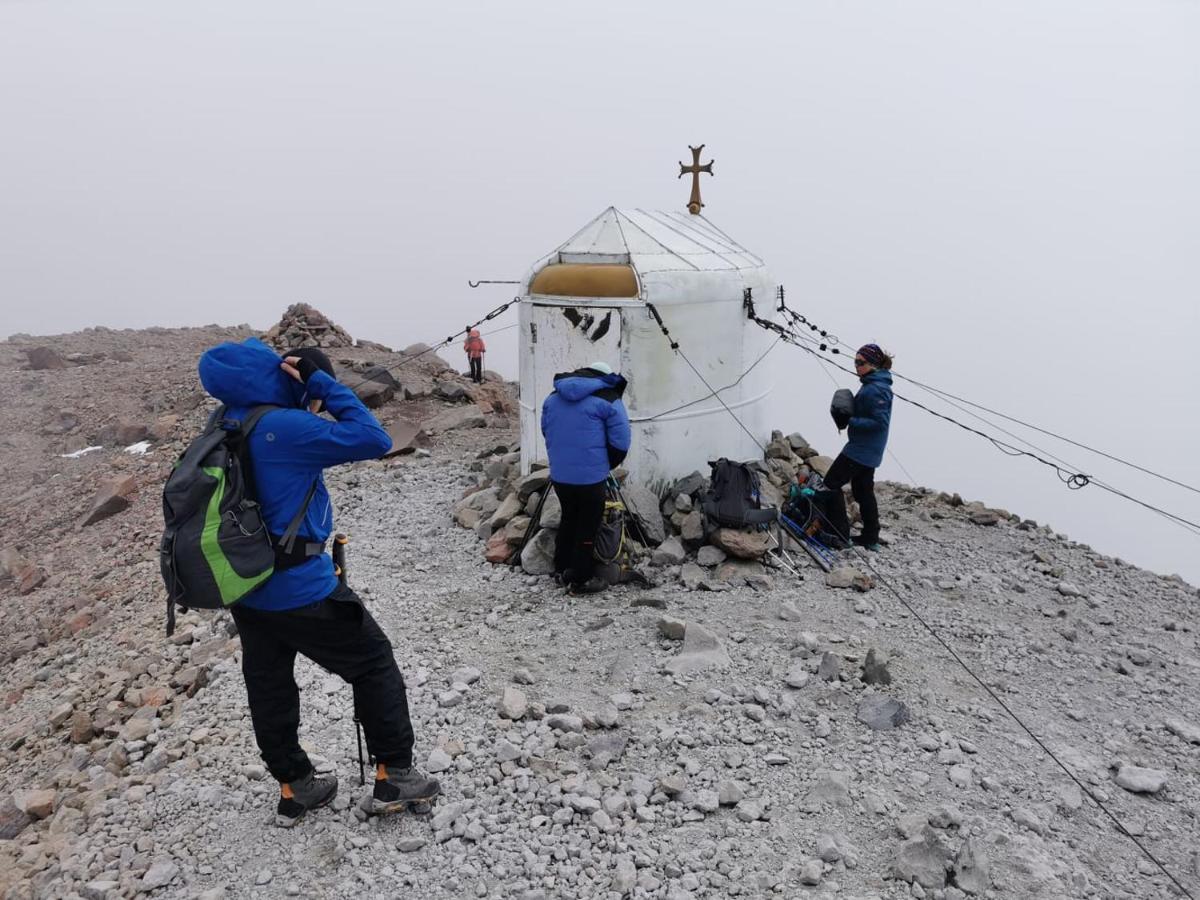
[231,585,414,783]
[469,357,483,383]
[552,480,607,585]
[822,452,880,543]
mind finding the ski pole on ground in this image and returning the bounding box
[333,533,369,786]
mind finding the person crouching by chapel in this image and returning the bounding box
[823,343,894,551]
[540,361,631,594]
[197,338,440,827]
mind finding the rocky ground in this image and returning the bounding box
[0,317,1198,900]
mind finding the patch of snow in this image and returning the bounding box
[61,446,103,459]
[125,441,152,455]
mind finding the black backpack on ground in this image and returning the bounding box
[159,405,316,636]
[701,458,778,530]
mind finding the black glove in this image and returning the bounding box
[294,356,321,383]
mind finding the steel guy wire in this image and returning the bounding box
[778,301,1200,498]
[752,311,1200,538]
[636,336,781,423]
[338,298,520,395]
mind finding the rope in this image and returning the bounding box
[644,302,1197,898]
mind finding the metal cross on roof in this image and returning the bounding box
[678,144,714,215]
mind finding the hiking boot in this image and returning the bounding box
[367,763,441,816]
[275,769,338,828]
[851,534,881,551]
[816,531,849,551]
[568,576,608,595]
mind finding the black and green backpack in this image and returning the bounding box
[159,405,315,635]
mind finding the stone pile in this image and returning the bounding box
[451,428,876,595]
[262,303,356,350]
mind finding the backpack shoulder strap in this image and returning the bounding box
[278,480,319,554]
[203,404,227,433]
[236,404,281,436]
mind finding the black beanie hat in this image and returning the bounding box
[284,347,336,380]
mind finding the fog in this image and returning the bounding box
[2,1,1198,582]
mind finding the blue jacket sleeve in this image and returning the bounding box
[848,384,889,433]
[269,371,392,467]
[605,399,632,452]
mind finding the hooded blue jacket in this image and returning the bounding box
[541,369,632,485]
[841,369,893,469]
[197,338,392,611]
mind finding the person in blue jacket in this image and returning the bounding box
[540,361,632,594]
[198,337,439,827]
[823,343,894,550]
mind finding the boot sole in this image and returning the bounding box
[365,793,440,817]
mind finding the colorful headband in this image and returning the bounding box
[857,344,886,366]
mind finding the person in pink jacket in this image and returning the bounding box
[463,329,486,383]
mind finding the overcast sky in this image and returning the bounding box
[2,1,1198,582]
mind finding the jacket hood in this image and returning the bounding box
[198,337,308,409]
[860,369,893,387]
[552,368,627,402]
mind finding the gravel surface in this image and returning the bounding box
[1,324,1198,900]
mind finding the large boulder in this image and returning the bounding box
[516,471,550,501]
[487,493,524,531]
[383,420,429,456]
[892,825,954,889]
[620,483,665,546]
[433,380,470,402]
[96,420,151,447]
[709,528,771,560]
[520,527,557,575]
[422,406,487,434]
[807,455,835,477]
[952,839,990,895]
[532,489,562,529]
[0,548,46,595]
[400,343,457,374]
[0,796,32,839]
[42,409,81,435]
[347,366,400,409]
[665,622,731,675]
[483,532,511,564]
[80,475,137,527]
[856,695,911,731]
[680,510,705,547]
[672,471,708,497]
[25,346,69,370]
[467,382,517,415]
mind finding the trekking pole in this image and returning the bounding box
[333,534,369,786]
[508,480,550,567]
